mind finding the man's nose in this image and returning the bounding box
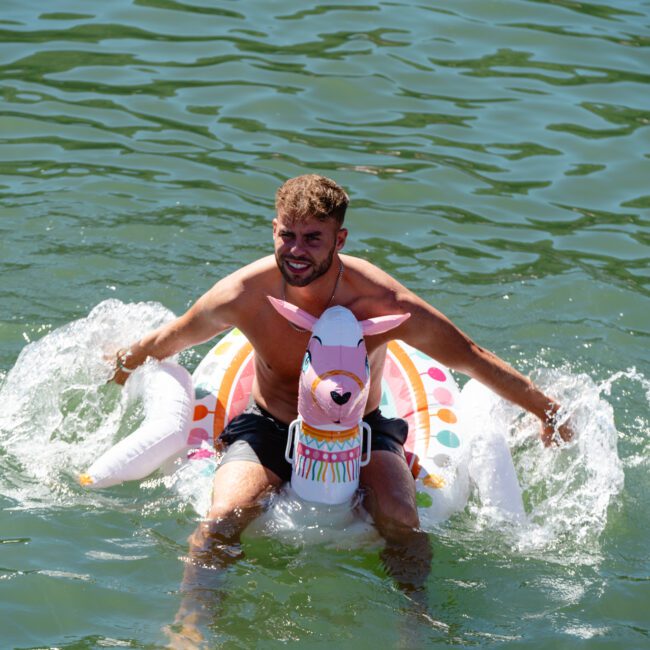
[289,239,308,256]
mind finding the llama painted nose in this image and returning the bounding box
[330,390,351,405]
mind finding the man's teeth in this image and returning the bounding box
[287,261,309,270]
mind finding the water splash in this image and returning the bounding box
[166,454,380,548]
[600,367,650,403]
[249,490,381,550]
[0,299,175,508]
[454,366,636,565]
[597,367,650,470]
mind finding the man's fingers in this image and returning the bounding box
[541,419,575,447]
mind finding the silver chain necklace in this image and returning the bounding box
[281,260,344,333]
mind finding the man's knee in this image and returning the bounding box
[363,483,420,535]
[360,450,420,533]
[187,461,281,565]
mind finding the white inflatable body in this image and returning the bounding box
[82,329,524,523]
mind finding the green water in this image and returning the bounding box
[1,0,648,647]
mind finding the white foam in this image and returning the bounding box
[245,487,381,550]
[0,299,175,508]
[453,367,633,565]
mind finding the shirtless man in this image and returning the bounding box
[114,174,570,598]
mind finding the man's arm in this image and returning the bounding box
[112,277,238,384]
[394,291,571,445]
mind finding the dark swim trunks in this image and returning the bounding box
[218,402,408,482]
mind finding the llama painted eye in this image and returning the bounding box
[302,350,312,372]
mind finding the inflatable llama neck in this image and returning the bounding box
[269,296,410,504]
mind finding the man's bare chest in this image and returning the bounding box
[244,324,388,390]
[247,327,309,384]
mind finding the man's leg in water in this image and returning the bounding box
[168,459,284,645]
[360,450,432,592]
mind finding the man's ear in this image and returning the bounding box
[336,227,348,251]
[272,218,278,237]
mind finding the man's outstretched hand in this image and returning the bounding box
[541,405,575,447]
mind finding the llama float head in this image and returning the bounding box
[268,297,410,429]
[269,297,410,504]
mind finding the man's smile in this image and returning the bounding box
[285,258,311,273]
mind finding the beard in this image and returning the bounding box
[276,244,336,288]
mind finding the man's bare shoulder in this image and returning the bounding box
[340,254,414,314]
[339,256,432,335]
[340,255,455,356]
[341,255,402,288]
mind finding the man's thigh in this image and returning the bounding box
[207,459,284,520]
[218,403,293,482]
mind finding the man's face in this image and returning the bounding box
[273,214,347,287]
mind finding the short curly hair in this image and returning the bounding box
[275,175,349,226]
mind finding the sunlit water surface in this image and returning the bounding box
[1,1,648,648]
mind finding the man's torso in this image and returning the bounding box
[220,254,407,425]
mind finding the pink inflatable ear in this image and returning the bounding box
[359,312,410,336]
[267,296,318,332]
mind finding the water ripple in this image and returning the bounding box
[1,2,649,648]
